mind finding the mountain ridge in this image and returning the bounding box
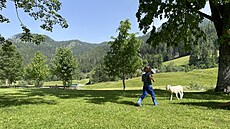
[9,33,111,73]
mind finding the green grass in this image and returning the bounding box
[0,68,229,128]
[0,88,229,129]
[83,68,218,90]
[163,55,189,66]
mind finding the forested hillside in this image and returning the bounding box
[10,34,109,73]
[10,21,217,73]
[139,19,217,69]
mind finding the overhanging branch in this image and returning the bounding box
[198,11,214,22]
[14,1,25,27]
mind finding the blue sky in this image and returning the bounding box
[0,0,210,43]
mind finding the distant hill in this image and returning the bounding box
[10,33,186,73]
[10,34,109,73]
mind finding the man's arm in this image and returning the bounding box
[149,74,155,82]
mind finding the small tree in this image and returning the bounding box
[25,51,49,87]
[104,19,142,90]
[0,41,24,86]
[50,47,78,87]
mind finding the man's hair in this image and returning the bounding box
[144,65,151,71]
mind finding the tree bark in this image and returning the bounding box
[215,43,230,93]
[209,1,230,93]
[122,72,126,90]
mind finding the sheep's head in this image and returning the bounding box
[166,85,171,91]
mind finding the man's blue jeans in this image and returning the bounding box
[137,85,158,106]
[140,85,156,100]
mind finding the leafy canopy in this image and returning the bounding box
[136,0,210,48]
[0,0,68,44]
[136,0,230,93]
[104,19,142,89]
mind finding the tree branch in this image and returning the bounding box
[14,1,26,27]
[185,1,214,22]
[198,11,214,22]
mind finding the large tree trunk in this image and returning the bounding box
[210,1,230,93]
[215,43,230,93]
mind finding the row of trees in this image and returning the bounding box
[0,41,78,87]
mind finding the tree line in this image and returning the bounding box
[0,41,78,87]
[140,21,218,71]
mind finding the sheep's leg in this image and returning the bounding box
[170,93,173,100]
[178,92,182,99]
[180,92,184,99]
[175,92,179,100]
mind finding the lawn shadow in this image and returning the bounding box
[177,101,230,110]
[118,100,136,106]
[0,92,56,108]
[23,88,169,105]
[1,88,229,107]
[19,88,142,106]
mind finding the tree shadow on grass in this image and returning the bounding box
[177,101,230,110]
[1,88,229,107]
[15,88,142,106]
[22,88,169,105]
[118,100,136,106]
[0,93,56,108]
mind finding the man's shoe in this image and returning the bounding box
[135,103,142,107]
[154,100,158,106]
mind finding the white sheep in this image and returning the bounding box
[166,85,184,100]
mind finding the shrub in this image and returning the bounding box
[18,80,28,86]
[188,81,204,90]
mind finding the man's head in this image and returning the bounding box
[143,65,151,72]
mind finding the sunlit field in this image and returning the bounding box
[163,55,190,66]
[0,88,229,128]
[83,68,218,90]
[1,68,229,128]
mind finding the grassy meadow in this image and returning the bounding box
[163,55,190,66]
[0,68,229,129]
[84,68,218,90]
